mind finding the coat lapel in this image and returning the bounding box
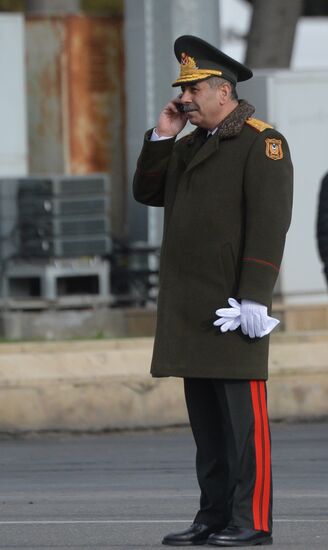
[177,100,255,174]
[185,133,219,173]
[178,129,218,172]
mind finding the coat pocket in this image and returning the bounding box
[220,242,238,296]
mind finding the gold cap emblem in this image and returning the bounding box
[172,51,222,86]
[180,52,198,75]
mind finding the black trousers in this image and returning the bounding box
[184,378,272,533]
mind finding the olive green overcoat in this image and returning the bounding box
[133,101,293,380]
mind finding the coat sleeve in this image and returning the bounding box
[133,129,176,207]
[237,130,293,307]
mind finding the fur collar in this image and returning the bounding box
[182,100,255,146]
[215,99,255,139]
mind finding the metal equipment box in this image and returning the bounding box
[17,174,111,258]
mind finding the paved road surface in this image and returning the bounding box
[0,422,327,549]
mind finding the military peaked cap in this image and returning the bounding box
[172,35,253,87]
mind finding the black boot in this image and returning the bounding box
[162,522,218,546]
[207,526,273,546]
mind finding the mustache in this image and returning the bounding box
[177,103,199,113]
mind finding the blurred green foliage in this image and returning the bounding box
[81,0,123,15]
[0,0,123,15]
[0,0,25,10]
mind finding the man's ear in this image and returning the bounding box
[218,83,231,105]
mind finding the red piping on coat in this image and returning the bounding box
[136,168,163,177]
[243,257,279,272]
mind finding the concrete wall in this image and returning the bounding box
[0,332,327,433]
[0,307,157,341]
[3,303,328,341]
[0,14,27,176]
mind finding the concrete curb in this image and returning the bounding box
[0,333,327,432]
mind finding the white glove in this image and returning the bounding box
[214,298,279,338]
[214,298,241,332]
[240,299,279,338]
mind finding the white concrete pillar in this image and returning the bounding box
[124,0,220,243]
[0,14,27,177]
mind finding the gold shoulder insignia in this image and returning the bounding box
[246,117,274,133]
[265,138,283,160]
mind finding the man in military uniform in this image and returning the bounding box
[317,172,328,284]
[133,35,293,547]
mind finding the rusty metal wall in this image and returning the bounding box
[66,16,123,174]
[26,15,126,237]
[26,17,66,173]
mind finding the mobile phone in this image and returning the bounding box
[176,103,186,113]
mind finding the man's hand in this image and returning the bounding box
[214,298,241,333]
[240,300,273,338]
[214,298,280,338]
[155,97,188,138]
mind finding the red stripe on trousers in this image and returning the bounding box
[250,381,271,532]
[259,382,271,532]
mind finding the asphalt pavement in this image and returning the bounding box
[0,422,327,549]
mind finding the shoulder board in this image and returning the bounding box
[246,117,274,133]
